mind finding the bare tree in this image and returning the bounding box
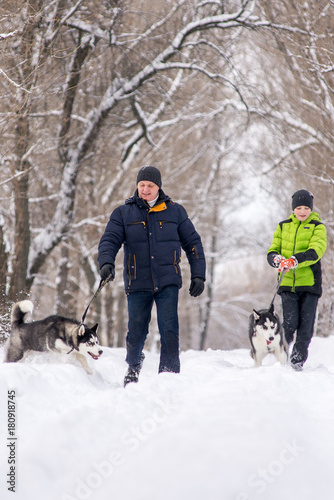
[225,0,334,338]
[2,0,329,347]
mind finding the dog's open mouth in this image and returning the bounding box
[88,352,102,360]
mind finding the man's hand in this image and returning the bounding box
[189,278,205,297]
[100,263,115,282]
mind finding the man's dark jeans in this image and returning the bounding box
[126,285,180,373]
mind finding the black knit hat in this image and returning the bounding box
[292,189,313,210]
[136,166,162,188]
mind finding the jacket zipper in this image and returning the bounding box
[291,221,301,292]
[192,245,199,259]
[173,250,181,274]
[158,221,169,228]
[128,221,146,228]
[127,254,137,287]
[127,254,131,287]
[146,212,157,291]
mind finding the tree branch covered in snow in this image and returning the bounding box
[30,0,283,280]
[0,68,32,93]
[1,0,333,338]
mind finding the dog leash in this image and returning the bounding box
[66,276,111,355]
[81,276,112,325]
[269,268,287,309]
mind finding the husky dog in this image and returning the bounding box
[249,304,288,367]
[4,300,102,374]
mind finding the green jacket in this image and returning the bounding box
[267,212,327,296]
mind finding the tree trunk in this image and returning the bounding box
[8,118,31,302]
[55,243,71,316]
[0,216,9,315]
[199,154,222,350]
[7,0,40,302]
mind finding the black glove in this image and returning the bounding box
[189,277,205,297]
[100,263,115,282]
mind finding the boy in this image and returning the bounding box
[267,189,327,370]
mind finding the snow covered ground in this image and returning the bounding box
[1,336,334,500]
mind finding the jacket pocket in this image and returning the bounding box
[127,221,146,229]
[173,249,181,275]
[191,244,199,259]
[127,254,137,286]
[157,219,177,232]
[158,220,170,228]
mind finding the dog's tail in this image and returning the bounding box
[11,300,34,325]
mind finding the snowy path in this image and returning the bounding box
[1,337,334,500]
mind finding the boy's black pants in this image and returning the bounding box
[280,291,319,366]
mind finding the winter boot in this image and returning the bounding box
[124,368,139,386]
[290,350,304,372]
[124,352,145,387]
[291,361,303,372]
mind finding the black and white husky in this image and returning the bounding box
[4,300,102,374]
[249,304,288,367]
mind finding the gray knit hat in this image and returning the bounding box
[292,189,313,210]
[136,166,162,188]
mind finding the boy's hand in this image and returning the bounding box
[273,254,284,268]
[278,256,298,272]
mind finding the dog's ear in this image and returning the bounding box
[78,324,85,337]
[72,324,85,351]
[268,303,275,315]
[253,309,260,321]
[91,323,98,333]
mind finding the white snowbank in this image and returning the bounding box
[1,336,334,500]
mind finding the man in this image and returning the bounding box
[98,166,206,386]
